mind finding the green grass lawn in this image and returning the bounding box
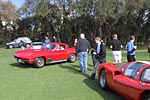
[0,48,149,100]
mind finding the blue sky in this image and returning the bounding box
[11,0,25,8]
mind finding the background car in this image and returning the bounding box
[14,42,77,68]
[29,42,44,49]
[98,61,150,100]
[6,37,32,49]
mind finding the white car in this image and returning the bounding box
[30,42,44,49]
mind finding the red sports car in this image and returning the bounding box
[14,42,77,68]
[98,61,150,100]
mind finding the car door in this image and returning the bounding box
[54,45,68,60]
[113,75,141,100]
[113,62,145,100]
[47,44,68,61]
[14,38,21,47]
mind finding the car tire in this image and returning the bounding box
[99,69,108,90]
[34,57,45,68]
[144,93,150,100]
[68,54,76,62]
[8,45,13,49]
[25,43,30,48]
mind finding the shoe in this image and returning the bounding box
[88,76,95,80]
[88,73,96,80]
[78,70,82,72]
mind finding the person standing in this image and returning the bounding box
[76,33,91,73]
[74,38,78,47]
[88,36,106,80]
[53,36,57,42]
[109,34,123,63]
[19,40,25,50]
[148,44,150,59]
[44,36,50,45]
[126,35,137,62]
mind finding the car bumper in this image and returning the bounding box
[14,57,34,64]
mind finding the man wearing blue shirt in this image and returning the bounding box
[126,35,137,62]
[44,36,50,44]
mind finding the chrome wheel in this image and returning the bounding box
[25,44,30,48]
[68,54,76,62]
[34,57,45,68]
[9,45,13,49]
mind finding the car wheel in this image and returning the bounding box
[68,54,76,62]
[8,45,13,49]
[34,57,45,68]
[99,69,108,90]
[25,43,30,48]
[144,93,150,100]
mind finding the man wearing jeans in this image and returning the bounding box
[76,33,91,72]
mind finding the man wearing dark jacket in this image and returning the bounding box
[76,33,91,72]
[88,36,106,80]
[90,38,97,66]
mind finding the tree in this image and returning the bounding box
[0,0,17,45]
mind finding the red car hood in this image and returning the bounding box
[14,49,48,58]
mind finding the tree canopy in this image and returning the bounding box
[0,0,150,47]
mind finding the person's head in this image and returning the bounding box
[80,33,85,39]
[130,35,135,42]
[74,38,77,42]
[95,36,101,44]
[45,36,48,39]
[112,34,118,39]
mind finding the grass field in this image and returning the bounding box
[0,48,149,100]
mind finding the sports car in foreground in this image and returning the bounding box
[98,61,150,100]
[14,42,77,68]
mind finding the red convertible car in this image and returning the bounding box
[14,42,77,68]
[98,61,150,100]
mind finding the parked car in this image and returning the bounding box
[29,42,44,49]
[6,37,32,49]
[98,61,150,100]
[14,42,77,68]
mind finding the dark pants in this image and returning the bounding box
[92,54,97,66]
[127,55,136,62]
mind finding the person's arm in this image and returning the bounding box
[75,40,80,53]
[96,43,106,60]
[86,39,91,53]
[99,43,106,58]
[109,41,112,49]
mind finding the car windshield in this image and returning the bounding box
[42,44,56,50]
[32,42,43,46]
[124,62,145,79]
[141,68,150,83]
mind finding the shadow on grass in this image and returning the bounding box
[59,63,90,77]
[10,63,34,68]
[83,78,126,100]
[59,63,126,100]
[10,62,67,69]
